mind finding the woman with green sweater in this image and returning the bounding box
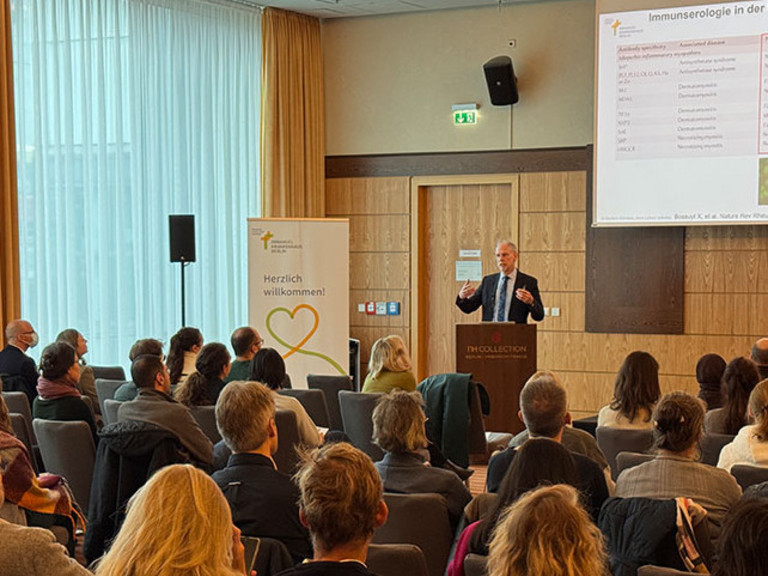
[32,342,98,445]
[362,335,417,394]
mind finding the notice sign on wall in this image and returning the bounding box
[248,218,350,388]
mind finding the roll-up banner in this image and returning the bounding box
[248,218,350,388]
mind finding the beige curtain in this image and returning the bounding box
[261,8,325,218]
[0,0,19,343]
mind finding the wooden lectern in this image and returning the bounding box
[456,323,537,434]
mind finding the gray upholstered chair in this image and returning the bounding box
[9,413,38,473]
[278,388,331,428]
[338,390,384,462]
[699,433,735,466]
[615,451,655,477]
[596,427,654,480]
[32,419,96,510]
[372,492,453,576]
[730,464,768,490]
[366,544,429,576]
[464,554,488,576]
[189,405,221,443]
[273,409,301,474]
[90,366,126,381]
[95,378,128,416]
[3,391,36,442]
[103,398,123,426]
[306,374,353,431]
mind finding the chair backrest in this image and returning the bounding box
[731,464,768,490]
[338,390,385,462]
[596,427,654,480]
[637,565,691,576]
[699,433,735,466]
[32,418,96,509]
[103,399,123,426]
[278,388,331,428]
[94,378,128,416]
[366,544,429,576]
[189,405,222,443]
[91,365,126,381]
[615,451,655,477]
[3,391,36,443]
[273,409,301,474]
[373,492,453,576]
[9,413,38,473]
[464,554,488,576]
[306,374,353,431]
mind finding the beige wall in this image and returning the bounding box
[323,0,595,155]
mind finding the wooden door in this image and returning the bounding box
[412,176,519,379]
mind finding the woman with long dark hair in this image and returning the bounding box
[166,327,203,388]
[598,351,660,429]
[705,357,761,435]
[174,343,231,407]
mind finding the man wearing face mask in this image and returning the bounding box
[0,319,41,404]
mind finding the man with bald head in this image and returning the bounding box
[751,338,768,381]
[456,240,544,323]
[0,320,40,403]
[225,326,263,383]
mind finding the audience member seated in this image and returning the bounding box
[213,380,312,563]
[448,439,582,576]
[226,326,263,383]
[0,319,40,404]
[0,395,78,529]
[615,391,741,545]
[166,326,203,388]
[275,443,388,576]
[371,389,470,529]
[718,379,768,472]
[33,342,98,445]
[117,354,213,465]
[92,464,248,576]
[249,348,321,447]
[487,371,610,509]
[696,353,727,411]
[361,335,416,394]
[113,338,164,401]
[598,351,660,429]
[751,337,768,381]
[711,497,768,576]
[174,342,231,407]
[486,484,608,576]
[56,329,99,420]
[0,471,90,576]
[705,357,761,435]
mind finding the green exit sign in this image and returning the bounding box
[453,110,477,125]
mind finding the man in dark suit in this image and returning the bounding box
[455,241,544,323]
[0,319,40,403]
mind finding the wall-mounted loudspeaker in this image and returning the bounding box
[169,215,196,263]
[483,56,519,106]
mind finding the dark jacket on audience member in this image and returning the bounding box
[0,345,39,404]
[212,452,312,564]
[84,420,193,564]
[486,445,609,521]
[276,562,375,576]
[33,395,99,445]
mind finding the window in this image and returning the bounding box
[12,0,262,366]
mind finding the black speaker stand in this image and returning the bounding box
[179,259,191,326]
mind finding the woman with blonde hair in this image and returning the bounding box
[362,335,416,394]
[487,484,608,576]
[717,379,768,471]
[94,464,248,576]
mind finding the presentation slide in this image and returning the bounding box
[595,0,768,226]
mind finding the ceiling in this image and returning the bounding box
[250,0,527,20]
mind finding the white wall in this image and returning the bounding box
[323,0,595,155]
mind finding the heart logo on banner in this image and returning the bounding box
[265,304,346,374]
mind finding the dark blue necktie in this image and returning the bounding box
[496,275,508,322]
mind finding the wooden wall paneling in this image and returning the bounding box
[325,177,410,214]
[520,171,587,213]
[519,212,586,252]
[523,252,586,293]
[684,293,757,335]
[349,253,410,290]
[685,225,768,252]
[349,214,410,252]
[538,292,585,332]
[685,251,768,293]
